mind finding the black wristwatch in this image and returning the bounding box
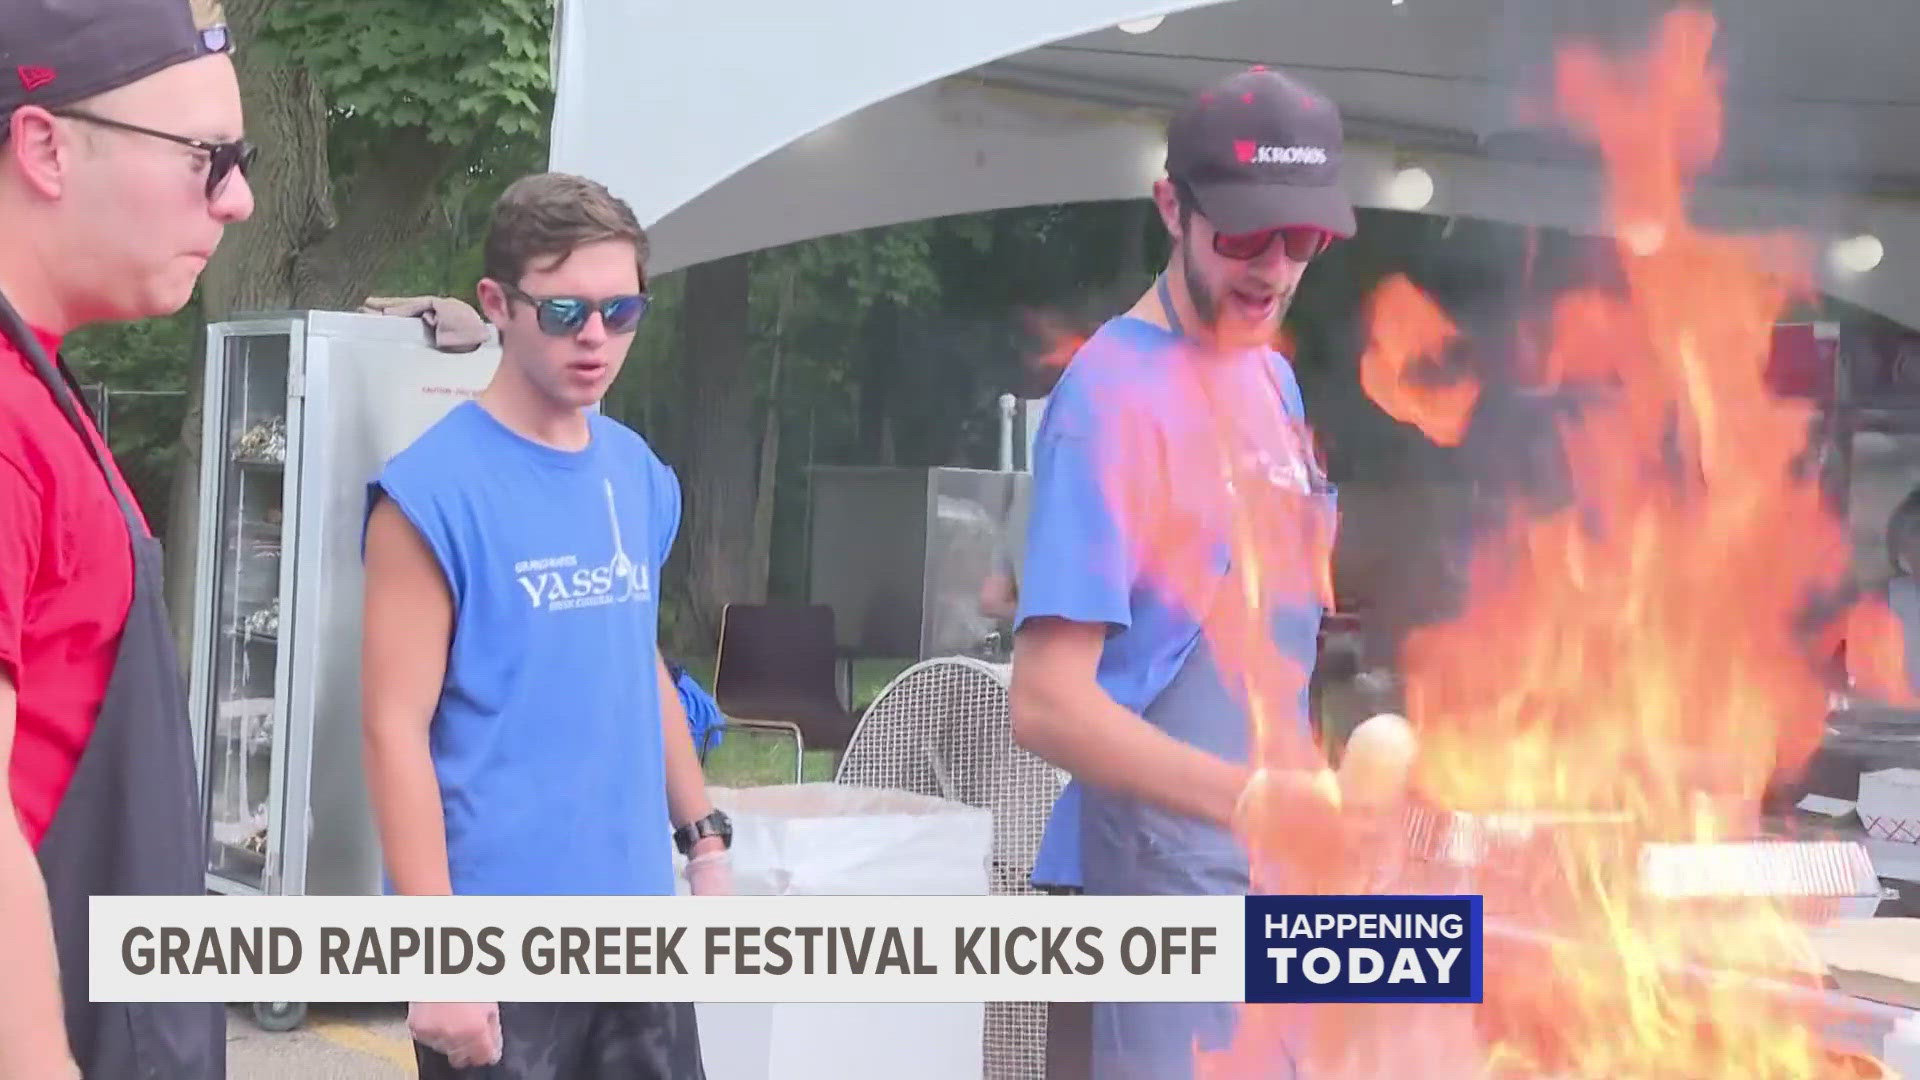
[674,809,733,856]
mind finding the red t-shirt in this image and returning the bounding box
[0,327,144,848]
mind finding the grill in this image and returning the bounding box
[1389,806,1908,1071]
[1483,918,1912,1063]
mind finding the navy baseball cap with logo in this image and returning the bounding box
[1165,65,1357,239]
[1,0,233,119]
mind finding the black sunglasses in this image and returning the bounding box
[51,109,256,200]
[502,283,650,337]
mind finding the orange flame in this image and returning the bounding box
[1845,596,1920,707]
[1359,274,1477,447]
[1023,309,1091,373]
[1195,6,1878,1078]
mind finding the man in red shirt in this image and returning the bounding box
[0,1,256,1076]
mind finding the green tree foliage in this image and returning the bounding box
[161,0,556,647]
[258,0,551,146]
[63,305,200,539]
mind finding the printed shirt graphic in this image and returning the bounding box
[1015,317,1331,889]
[369,402,681,897]
[514,478,655,612]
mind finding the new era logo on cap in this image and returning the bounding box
[5,0,233,115]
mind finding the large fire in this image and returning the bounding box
[1163,6,1882,1079]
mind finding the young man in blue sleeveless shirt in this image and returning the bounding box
[362,172,728,1078]
[1012,67,1359,1080]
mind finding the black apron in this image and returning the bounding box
[0,290,225,1079]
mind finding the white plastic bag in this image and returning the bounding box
[679,784,991,1080]
[680,783,992,896]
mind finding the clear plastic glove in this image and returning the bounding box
[409,1000,502,1068]
[684,849,734,896]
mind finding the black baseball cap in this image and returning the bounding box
[1165,65,1356,238]
[1,0,234,119]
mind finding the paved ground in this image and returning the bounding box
[227,1002,414,1078]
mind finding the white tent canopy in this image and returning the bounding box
[552,0,1920,327]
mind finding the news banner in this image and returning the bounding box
[92,894,1482,1005]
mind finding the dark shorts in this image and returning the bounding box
[415,1001,706,1080]
[1039,885,1091,1080]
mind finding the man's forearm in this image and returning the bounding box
[362,727,454,895]
[1013,679,1250,827]
[0,825,76,1077]
[0,677,78,1078]
[655,656,716,836]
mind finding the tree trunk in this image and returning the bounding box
[858,299,898,463]
[677,252,758,650]
[161,0,472,656]
[747,271,792,603]
[161,0,331,656]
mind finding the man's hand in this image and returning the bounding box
[684,848,733,896]
[1236,715,1421,894]
[409,1001,502,1068]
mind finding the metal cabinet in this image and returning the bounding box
[187,311,499,898]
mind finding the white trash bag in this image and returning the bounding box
[678,782,993,896]
[678,784,992,1080]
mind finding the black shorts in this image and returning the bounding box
[415,1001,706,1080]
[1037,885,1090,1079]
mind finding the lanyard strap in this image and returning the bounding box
[1156,271,1310,440]
[1157,272,1185,340]
[0,287,144,534]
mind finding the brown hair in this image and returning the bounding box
[481,172,649,288]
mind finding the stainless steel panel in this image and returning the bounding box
[921,468,1029,662]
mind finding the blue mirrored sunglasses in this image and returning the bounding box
[504,284,650,336]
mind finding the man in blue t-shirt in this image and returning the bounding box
[361,172,728,1078]
[1011,66,1357,1080]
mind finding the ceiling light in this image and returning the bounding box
[1384,166,1434,211]
[1118,15,1164,34]
[1829,233,1884,275]
[1141,138,1169,185]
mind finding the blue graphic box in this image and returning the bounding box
[1244,894,1485,1004]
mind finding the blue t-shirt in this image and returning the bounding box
[367,401,681,896]
[1018,316,1326,889]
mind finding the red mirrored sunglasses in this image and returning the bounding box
[1174,180,1335,262]
[1210,224,1334,263]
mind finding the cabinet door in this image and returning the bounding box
[200,329,293,892]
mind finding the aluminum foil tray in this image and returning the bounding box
[1401,808,1884,908]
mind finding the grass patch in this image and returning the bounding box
[686,657,915,789]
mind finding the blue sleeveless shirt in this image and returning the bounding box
[368,401,680,896]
